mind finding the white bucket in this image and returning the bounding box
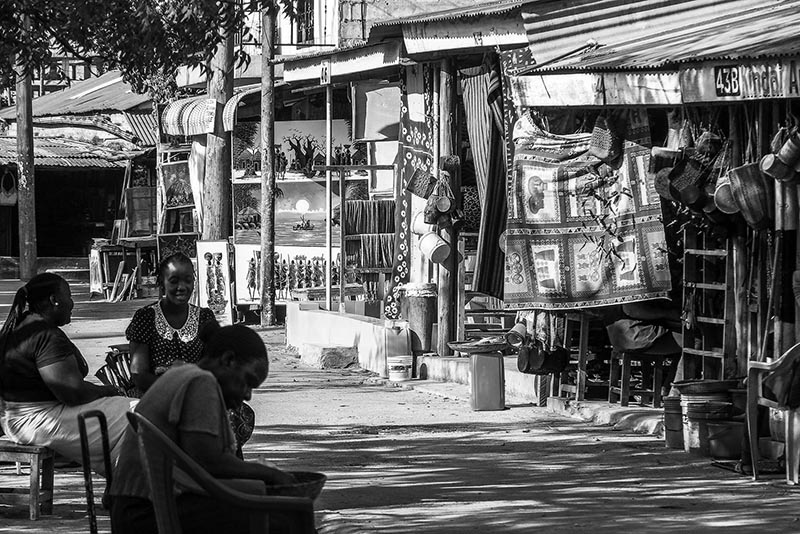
[411,212,435,235]
[388,355,413,382]
[419,232,450,264]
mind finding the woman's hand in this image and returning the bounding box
[267,469,298,486]
[100,385,123,397]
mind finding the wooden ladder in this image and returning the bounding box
[681,227,736,380]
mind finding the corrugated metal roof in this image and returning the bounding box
[372,0,524,27]
[123,111,159,146]
[274,41,371,65]
[0,137,134,168]
[0,70,151,120]
[521,0,777,68]
[538,1,800,72]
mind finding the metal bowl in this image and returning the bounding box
[447,338,508,354]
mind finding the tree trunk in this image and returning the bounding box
[260,5,277,326]
[16,52,36,280]
[204,29,234,240]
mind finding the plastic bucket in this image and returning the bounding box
[663,397,684,449]
[681,397,731,456]
[387,355,413,382]
[419,232,450,264]
[707,420,745,459]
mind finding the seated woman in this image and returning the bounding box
[126,252,254,456]
[0,273,136,476]
[110,324,297,534]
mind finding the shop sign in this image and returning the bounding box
[510,73,603,107]
[604,72,682,105]
[320,59,331,86]
[681,57,800,102]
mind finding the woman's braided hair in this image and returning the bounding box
[0,273,65,338]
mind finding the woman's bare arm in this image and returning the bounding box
[181,431,296,485]
[129,341,157,392]
[39,358,118,406]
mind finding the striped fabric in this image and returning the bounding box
[459,66,492,205]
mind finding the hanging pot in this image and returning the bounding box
[411,212,435,235]
[0,170,18,207]
[776,132,800,171]
[760,153,796,183]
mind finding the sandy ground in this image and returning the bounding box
[0,281,799,533]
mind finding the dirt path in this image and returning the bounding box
[0,289,798,532]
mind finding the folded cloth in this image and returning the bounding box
[606,318,670,353]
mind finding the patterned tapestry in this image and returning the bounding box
[385,64,434,319]
[504,110,672,310]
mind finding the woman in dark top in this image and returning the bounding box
[0,273,136,476]
[127,252,254,455]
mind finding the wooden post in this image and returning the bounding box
[338,169,347,311]
[16,40,36,281]
[325,84,333,312]
[260,5,277,326]
[436,58,457,357]
[204,28,233,240]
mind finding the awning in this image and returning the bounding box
[520,0,777,67]
[371,0,527,56]
[512,0,800,106]
[123,111,159,146]
[223,86,261,131]
[280,41,403,85]
[534,1,800,73]
[0,136,135,168]
[160,97,217,137]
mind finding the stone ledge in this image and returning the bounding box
[300,343,358,369]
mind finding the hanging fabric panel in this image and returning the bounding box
[385,65,434,319]
[504,110,672,310]
[459,66,492,205]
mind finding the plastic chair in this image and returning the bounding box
[78,410,113,534]
[126,412,316,534]
[746,342,800,484]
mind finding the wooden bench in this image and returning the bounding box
[0,438,55,520]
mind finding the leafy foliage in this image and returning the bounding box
[1,0,294,97]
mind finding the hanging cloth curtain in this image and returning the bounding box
[459,65,492,205]
[471,53,512,300]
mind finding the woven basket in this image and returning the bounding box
[714,172,739,214]
[264,471,327,500]
[728,163,774,229]
[405,169,437,199]
[668,154,711,193]
[588,114,625,164]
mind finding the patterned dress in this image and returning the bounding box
[126,303,217,375]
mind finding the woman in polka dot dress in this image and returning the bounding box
[126,253,217,390]
[126,252,254,457]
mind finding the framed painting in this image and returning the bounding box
[233,244,262,305]
[157,232,198,261]
[196,240,233,325]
